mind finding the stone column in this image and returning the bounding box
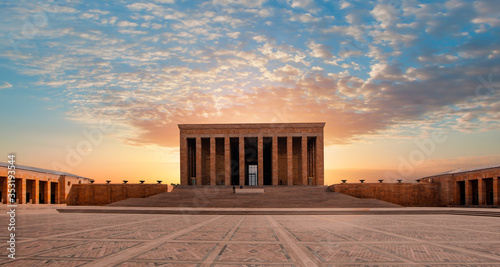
[20,178,26,204]
[2,178,8,204]
[210,137,216,185]
[302,136,308,185]
[316,134,324,186]
[272,136,278,186]
[33,180,39,204]
[478,178,485,205]
[180,137,188,185]
[53,182,59,204]
[287,136,293,186]
[46,181,51,204]
[494,177,500,206]
[465,180,472,205]
[239,137,245,186]
[224,136,231,186]
[196,137,202,186]
[258,136,264,186]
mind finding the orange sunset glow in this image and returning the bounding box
[1,0,499,184]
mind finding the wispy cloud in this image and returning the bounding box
[0,82,12,90]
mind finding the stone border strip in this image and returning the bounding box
[57,207,500,217]
[267,215,320,266]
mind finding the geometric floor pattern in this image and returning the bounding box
[1,211,500,266]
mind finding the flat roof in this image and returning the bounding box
[420,163,500,179]
[178,122,326,129]
[0,162,91,180]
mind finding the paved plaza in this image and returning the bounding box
[1,208,500,266]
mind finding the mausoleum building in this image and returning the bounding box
[179,123,325,186]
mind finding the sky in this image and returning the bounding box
[1,0,500,184]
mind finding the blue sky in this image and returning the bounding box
[1,0,500,183]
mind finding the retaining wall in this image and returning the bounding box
[330,183,440,207]
[67,184,173,206]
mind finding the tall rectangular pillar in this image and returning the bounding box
[33,180,39,204]
[239,137,245,186]
[478,178,485,205]
[272,136,278,186]
[494,177,500,206]
[46,181,51,204]
[316,135,324,186]
[224,137,231,186]
[196,137,202,186]
[287,136,293,186]
[2,178,8,204]
[465,180,472,205]
[20,178,26,204]
[210,137,216,185]
[180,137,188,185]
[258,136,264,186]
[301,136,308,185]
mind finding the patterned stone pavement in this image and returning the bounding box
[1,210,500,266]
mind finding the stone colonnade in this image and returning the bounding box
[179,123,325,186]
[0,166,91,204]
[0,178,56,204]
[457,176,500,206]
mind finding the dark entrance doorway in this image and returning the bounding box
[458,181,465,205]
[263,137,272,185]
[484,178,494,205]
[230,138,239,185]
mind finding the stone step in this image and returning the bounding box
[108,186,400,208]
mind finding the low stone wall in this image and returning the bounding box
[330,183,440,207]
[67,184,173,206]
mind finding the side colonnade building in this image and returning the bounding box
[179,123,325,186]
[419,165,500,206]
[0,163,91,204]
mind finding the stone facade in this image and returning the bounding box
[66,184,173,205]
[0,163,91,204]
[331,183,440,207]
[418,165,500,206]
[332,165,500,207]
[179,123,325,186]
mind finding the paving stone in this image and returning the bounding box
[1,211,500,266]
[305,243,402,263]
[1,259,90,266]
[134,242,217,261]
[215,244,291,263]
[36,240,142,258]
[371,243,494,263]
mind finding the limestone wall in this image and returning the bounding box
[67,184,173,205]
[330,183,440,207]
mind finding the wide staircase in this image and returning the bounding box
[108,186,400,208]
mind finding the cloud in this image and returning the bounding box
[339,1,351,10]
[117,21,138,27]
[308,41,333,59]
[1,0,499,152]
[0,82,12,90]
[371,4,399,29]
[288,0,313,9]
